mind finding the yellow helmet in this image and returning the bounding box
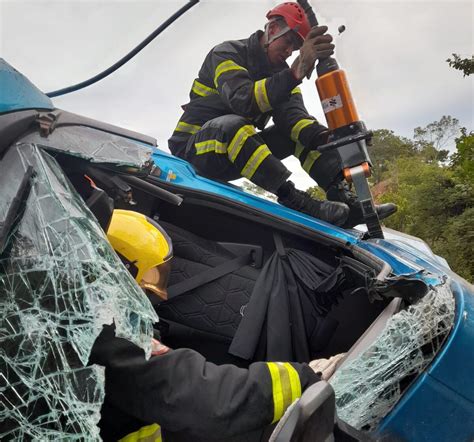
[107,210,173,294]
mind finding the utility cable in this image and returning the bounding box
[46,0,199,97]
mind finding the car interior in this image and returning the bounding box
[55,152,400,369]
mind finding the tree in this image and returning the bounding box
[446,53,474,77]
[450,128,474,184]
[440,208,474,282]
[377,129,474,281]
[367,130,416,183]
[413,115,460,162]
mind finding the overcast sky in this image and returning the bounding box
[1,0,472,189]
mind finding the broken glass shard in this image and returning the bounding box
[330,282,455,431]
[1,143,157,440]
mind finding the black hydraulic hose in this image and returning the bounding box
[296,0,318,27]
[46,0,199,98]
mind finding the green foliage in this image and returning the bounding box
[239,180,277,201]
[446,53,474,77]
[368,129,416,183]
[437,208,474,282]
[450,128,474,183]
[376,122,473,281]
[306,185,326,200]
[368,117,460,185]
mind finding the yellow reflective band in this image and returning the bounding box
[268,362,284,423]
[192,79,218,97]
[291,86,302,94]
[267,362,302,424]
[195,139,228,155]
[290,119,315,142]
[294,142,304,159]
[228,125,256,162]
[214,60,248,86]
[119,423,162,442]
[302,150,321,174]
[283,362,302,403]
[175,121,201,135]
[241,144,271,179]
[254,78,272,113]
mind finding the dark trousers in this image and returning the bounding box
[182,115,341,194]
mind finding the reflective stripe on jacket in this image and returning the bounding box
[266,362,302,423]
[168,31,327,158]
[90,326,320,441]
[120,423,162,442]
[116,362,303,441]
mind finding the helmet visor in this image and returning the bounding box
[140,260,171,301]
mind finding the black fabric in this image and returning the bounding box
[181,115,292,193]
[157,222,260,339]
[91,325,320,441]
[229,247,345,363]
[167,253,252,299]
[157,223,345,363]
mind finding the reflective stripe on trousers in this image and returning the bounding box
[184,116,291,193]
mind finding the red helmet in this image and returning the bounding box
[266,2,311,42]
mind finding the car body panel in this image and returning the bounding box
[151,149,363,245]
[0,59,54,113]
[428,279,474,401]
[376,278,474,440]
[152,149,446,285]
[378,372,474,441]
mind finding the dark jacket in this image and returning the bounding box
[90,326,320,441]
[168,31,327,158]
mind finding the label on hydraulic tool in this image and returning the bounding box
[321,94,343,114]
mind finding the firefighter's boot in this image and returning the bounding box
[326,182,397,228]
[277,181,349,226]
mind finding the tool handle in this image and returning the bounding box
[297,0,319,27]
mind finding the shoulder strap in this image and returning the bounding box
[166,253,252,299]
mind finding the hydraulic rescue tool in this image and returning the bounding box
[297,0,384,238]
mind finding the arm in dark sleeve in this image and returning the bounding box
[206,43,301,118]
[273,89,328,149]
[90,326,319,438]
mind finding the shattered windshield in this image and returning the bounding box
[20,125,153,167]
[1,143,157,440]
[330,281,455,431]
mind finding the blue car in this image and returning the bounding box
[1,58,473,441]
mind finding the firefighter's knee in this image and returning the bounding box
[202,115,252,137]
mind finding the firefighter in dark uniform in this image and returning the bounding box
[168,2,396,228]
[90,210,343,441]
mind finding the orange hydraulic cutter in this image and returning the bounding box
[298,0,384,238]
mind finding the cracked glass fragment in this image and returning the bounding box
[19,125,153,167]
[1,143,158,440]
[330,282,455,432]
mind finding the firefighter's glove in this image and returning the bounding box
[291,26,335,80]
[309,353,345,380]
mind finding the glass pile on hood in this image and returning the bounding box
[0,143,158,440]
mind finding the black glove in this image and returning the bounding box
[310,129,330,149]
